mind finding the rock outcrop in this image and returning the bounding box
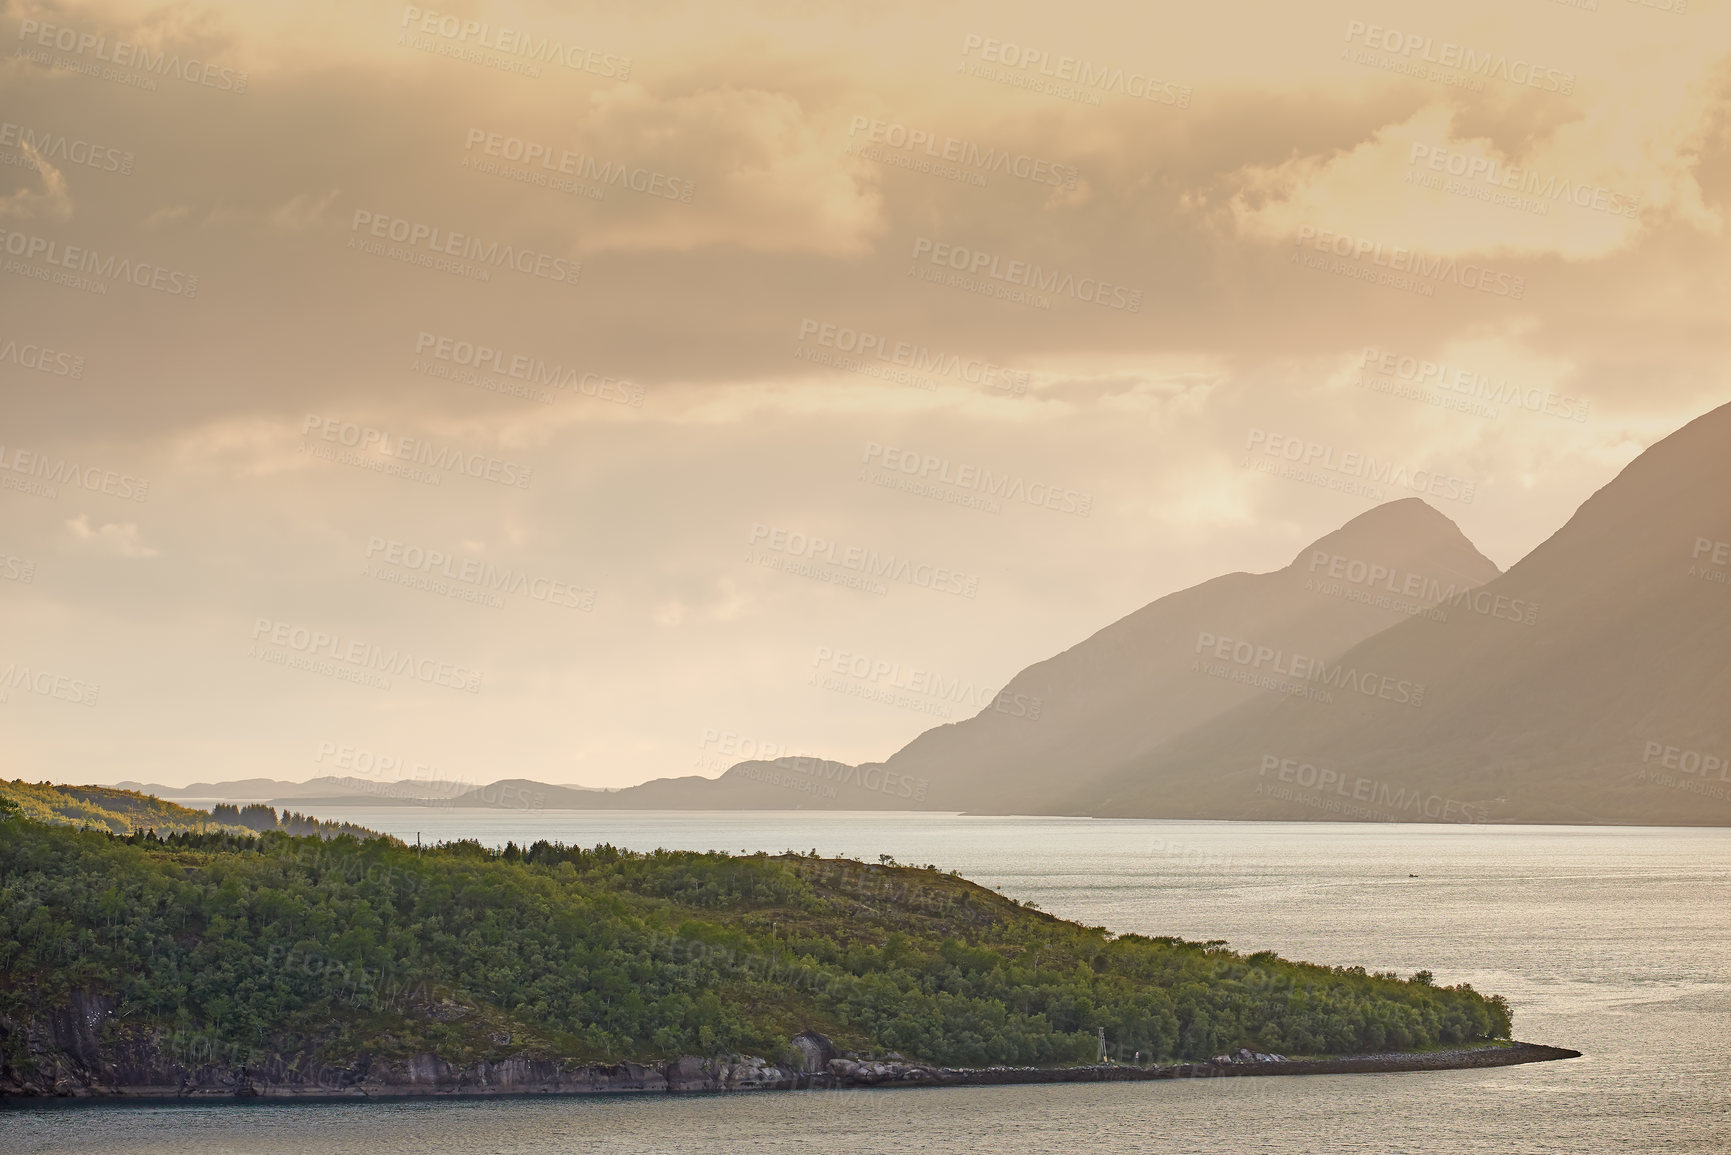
[1,1007,1579,1100]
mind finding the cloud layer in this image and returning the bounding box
[2,0,1728,788]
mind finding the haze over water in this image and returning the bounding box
[11,815,1728,1154]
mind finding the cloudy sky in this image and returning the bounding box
[2,0,1727,791]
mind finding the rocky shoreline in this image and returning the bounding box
[1,1019,1580,1101]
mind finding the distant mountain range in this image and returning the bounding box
[121,402,1731,825]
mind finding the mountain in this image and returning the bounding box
[535,499,1499,814]
[112,776,605,808]
[550,499,1501,813]
[428,762,925,811]
[114,778,302,802]
[1074,401,1731,825]
[869,498,1502,813]
[105,396,1731,828]
[99,500,1502,819]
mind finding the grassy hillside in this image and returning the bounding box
[0,780,246,835]
[0,781,377,840]
[0,814,1512,1082]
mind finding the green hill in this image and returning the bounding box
[0,813,1512,1092]
[0,780,244,835]
[0,781,377,840]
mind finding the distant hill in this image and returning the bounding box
[1075,401,1731,825]
[115,777,311,802]
[115,775,605,809]
[554,759,931,811]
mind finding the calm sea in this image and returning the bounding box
[7,813,1729,1154]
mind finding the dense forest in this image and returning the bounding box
[208,802,378,840]
[0,807,1511,1083]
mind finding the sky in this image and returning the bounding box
[2,0,1727,792]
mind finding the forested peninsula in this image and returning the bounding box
[0,799,1574,1099]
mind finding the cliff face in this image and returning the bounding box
[0,992,810,1098]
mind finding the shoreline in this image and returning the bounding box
[1,1041,1579,1103]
